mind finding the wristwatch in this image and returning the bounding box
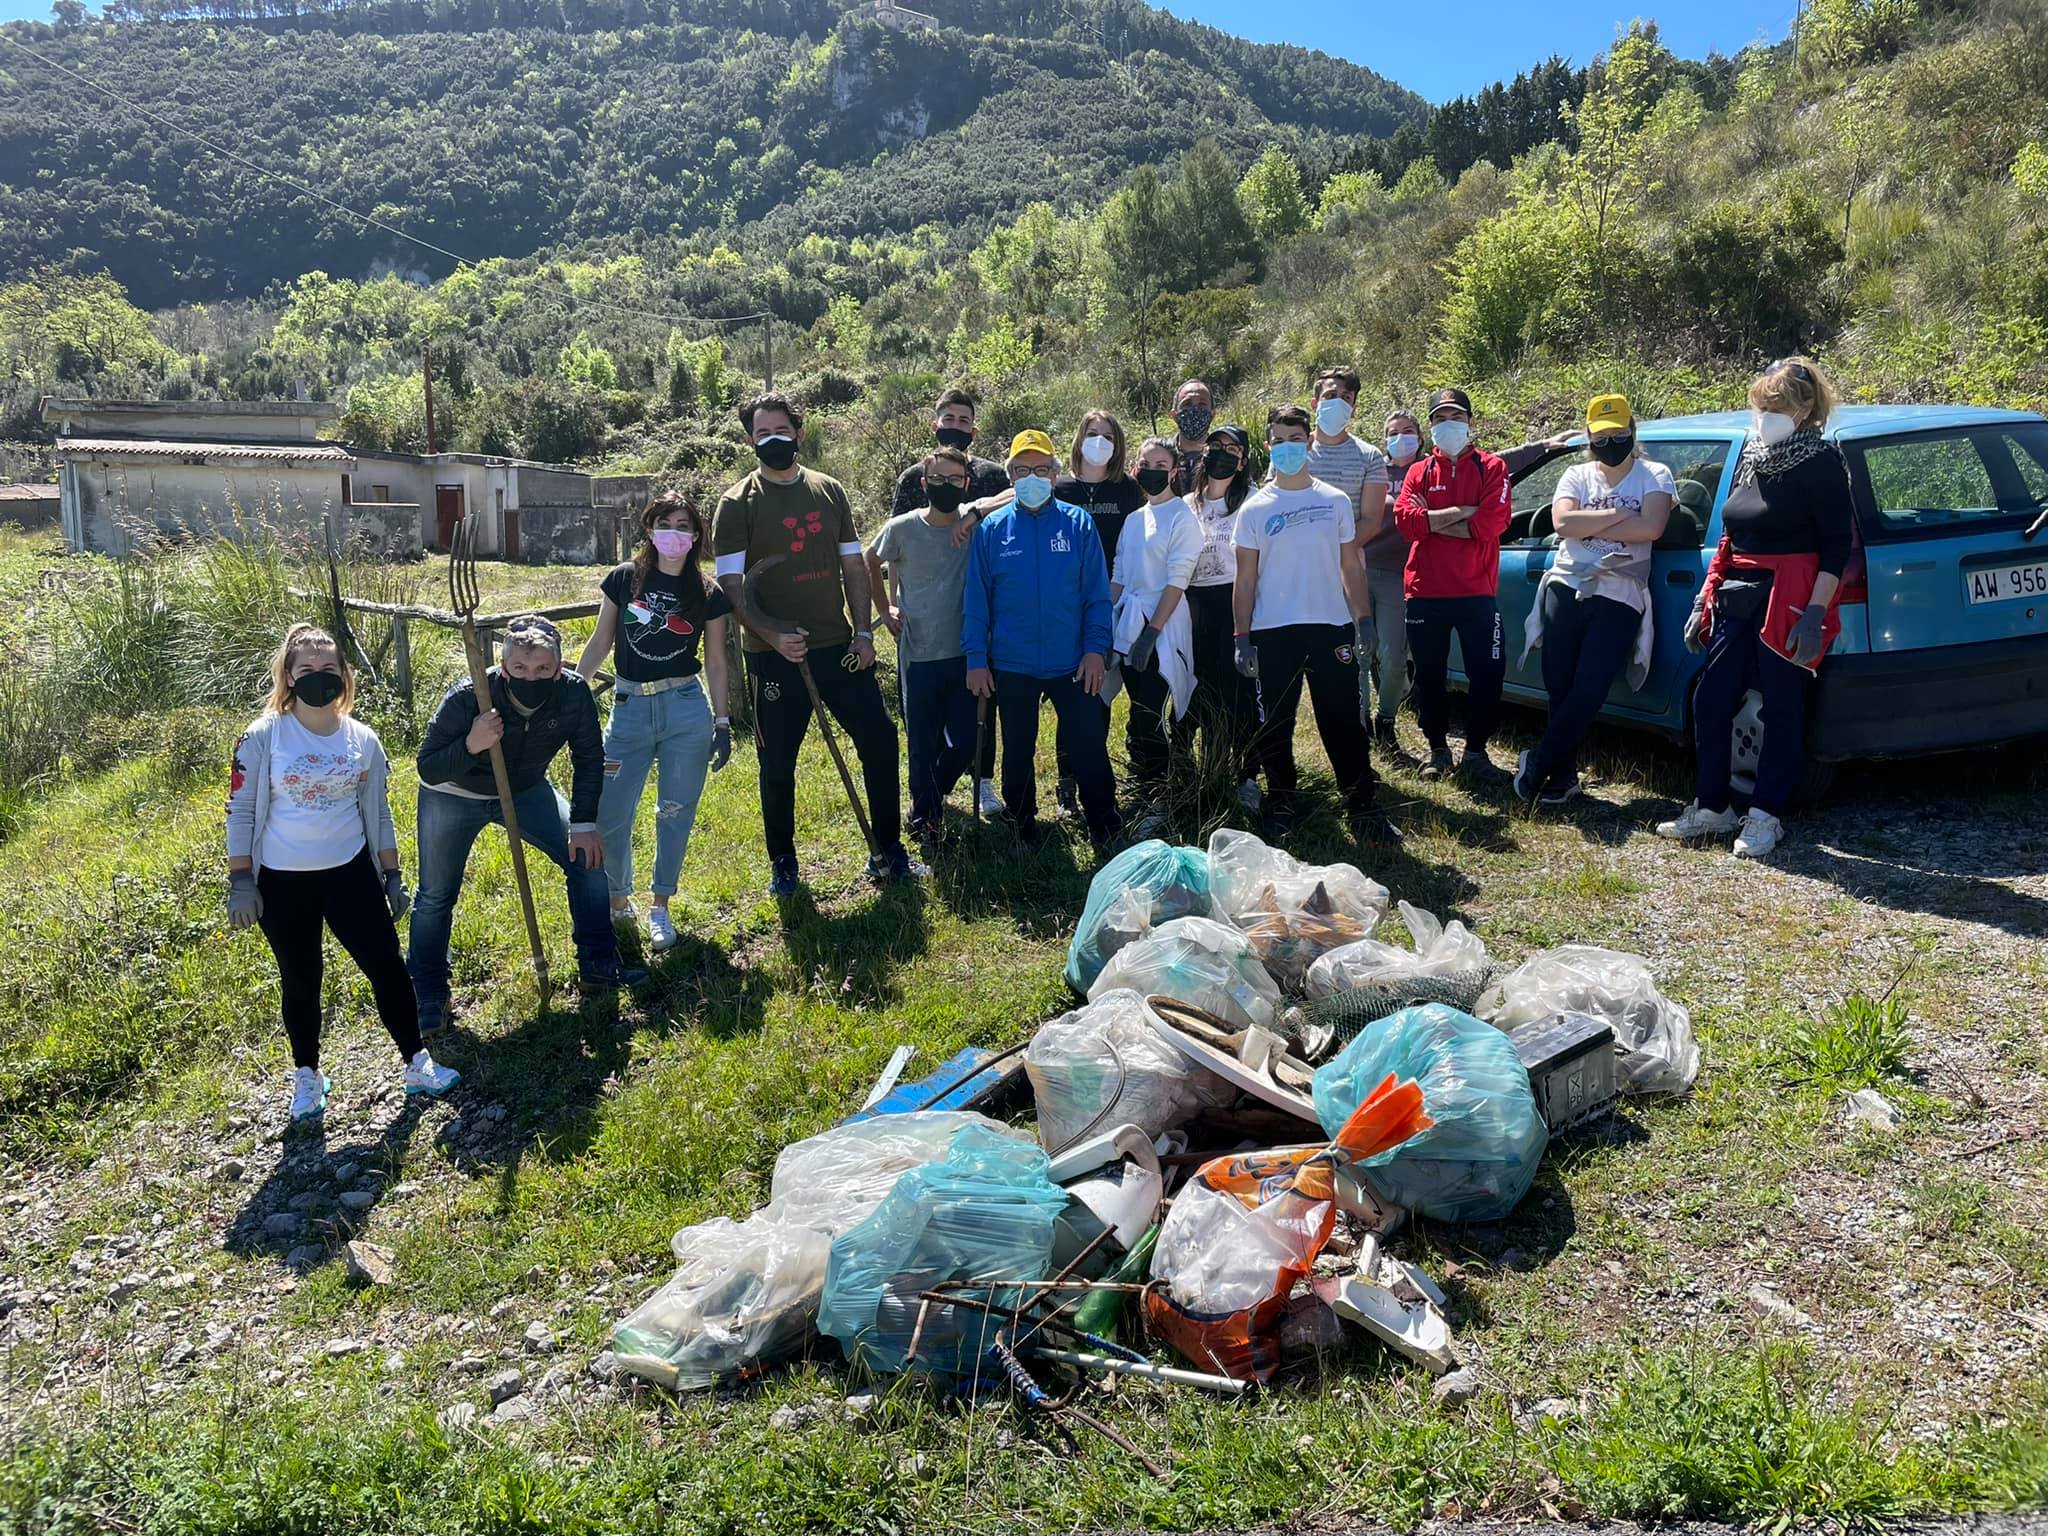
[854,629,874,641]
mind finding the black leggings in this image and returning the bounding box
[257,848,422,1070]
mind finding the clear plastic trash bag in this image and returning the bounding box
[611,1112,1003,1390]
[1064,839,1212,995]
[1311,1004,1548,1223]
[1088,915,1283,1033]
[1477,944,1699,1096]
[1026,988,1234,1155]
[1207,829,1390,991]
[1306,901,1491,1002]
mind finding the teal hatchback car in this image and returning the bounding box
[1471,405,2048,801]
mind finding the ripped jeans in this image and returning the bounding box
[594,677,714,900]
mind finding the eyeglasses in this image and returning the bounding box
[927,475,970,489]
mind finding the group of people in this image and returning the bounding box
[225,358,1855,1118]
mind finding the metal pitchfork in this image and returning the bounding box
[449,516,551,1004]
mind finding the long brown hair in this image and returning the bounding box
[1068,409,1129,479]
[632,491,709,600]
[264,623,354,717]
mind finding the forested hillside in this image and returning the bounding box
[0,0,1422,306]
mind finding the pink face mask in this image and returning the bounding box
[649,528,693,560]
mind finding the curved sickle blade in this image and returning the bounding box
[738,551,798,636]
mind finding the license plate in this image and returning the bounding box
[1966,562,2048,604]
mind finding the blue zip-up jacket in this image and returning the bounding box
[964,498,1113,677]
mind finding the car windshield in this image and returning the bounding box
[1848,423,2048,540]
[1508,438,1730,547]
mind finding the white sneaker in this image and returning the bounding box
[1732,808,1784,859]
[1655,802,1740,840]
[646,905,679,953]
[610,901,637,933]
[976,778,1003,818]
[289,1066,329,1121]
[403,1049,461,1098]
[1236,778,1263,814]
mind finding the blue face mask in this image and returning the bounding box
[1315,398,1354,436]
[1014,474,1054,509]
[1268,440,1310,477]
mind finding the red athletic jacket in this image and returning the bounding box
[1393,447,1512,600]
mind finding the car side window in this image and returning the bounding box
[1846,427,2048,538]
[1647,439,1732,549]
[1507,455,1574,545]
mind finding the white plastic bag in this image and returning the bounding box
[612,1111,1005,1389]
[1026,989,1233,1154]
[1307,901,1489,998]
[1478,945,1699,1096]
[1207,829,1390,991]
[1089,915,1283,1033]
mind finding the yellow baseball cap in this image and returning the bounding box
[1006,429,1058,464]
[1587,393,1632,434]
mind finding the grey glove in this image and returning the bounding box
[1353,614,1378,660]
[1683,602,1707,655]
[383,867,410,921]
[710,722,732,772]
[1787,604,1827,667]
[1233,635,1258,678]
[1126,624,1159,674]
[228,869,262,930]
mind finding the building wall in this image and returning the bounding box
[0,492,60,530]
[62,458,347,555]
[516,501,611,566]
[339,501,423,561]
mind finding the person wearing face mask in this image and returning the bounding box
[1514,395,1674,806]
[1107,434,1203,830]
[1357,408,1424,749]
[1393,387,1513,782]
[227,624,459,1121]
[1658,357,1853,859]
[1233,404,1397,846]
[963,430,1119,849]
[715,391,920,896]
[578,492,734,953]
[890,385,1011,518]
[410,615,645,1029]
[1168,378,1217,497]
[1185,422,1265,812]
[868,446,982,845]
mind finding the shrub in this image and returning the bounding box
[1437,198,1602,377]
[1668,189,1844,357]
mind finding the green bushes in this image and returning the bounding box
[1668,189,1844,356]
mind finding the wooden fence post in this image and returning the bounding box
[390,614,413,712]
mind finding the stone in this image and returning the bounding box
[1431,1368,1483,1408]
[1843,1088,1901,1133]
[203,1323,236,1353]
[522,1262,545,1282]
[384,1350,407,1375]
[391,1181,421,1198]
[484,1105,509,1123]
[486,1368,525,1405]
[448,1355,492,1377]
[285,1244,326,1268]
[326,1337,368,1358]
[769,1403,824,1432]
[488,1297,518,1321]
[107,1273,150,1306]
[1746,1283,1815,1329]
[337,1191,378,1214]
[842,1393,877,1421]
[218,1159,246,1183]
[343,1241,395,1288]
[287,1191,329,1214]
[1516,1397,1578,1432]
[162,1340,196,1367]
[261,1214,303,1240]
[332,1162,359,1186]
[522,1322,558,1355]
[586,1351,619,1383]
[438,1402,479,1431]
[491,1394,537,1424]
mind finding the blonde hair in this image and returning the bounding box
[265,623,354,717]
[1749,356,1837,433]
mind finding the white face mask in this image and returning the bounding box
[1429,419,1471,456]
[1079,433,1116,468]
[1387,432,1420,461]
[1753,410,1798,446]
[1315,398,1354,436]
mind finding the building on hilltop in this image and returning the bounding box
[861,0,936,30]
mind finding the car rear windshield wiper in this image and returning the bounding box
[2024,505,2048,543]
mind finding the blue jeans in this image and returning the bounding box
[596,680,713,899]
[900,656,979,828]
[407,780,618,1015]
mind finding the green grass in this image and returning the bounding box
[1788,992,1914,1089]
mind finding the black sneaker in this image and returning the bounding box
[1349,807,1402,846]
[1457,745,1502,784]
[1420,745,1454,781]
[1054,779,1081,820]
[768,854,802,897]
[867,844,929,883]
[578,963,650,996]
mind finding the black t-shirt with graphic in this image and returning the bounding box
[599,561,733,683]
[1055,474,1146,581]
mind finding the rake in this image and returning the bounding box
[449,517,551,1004]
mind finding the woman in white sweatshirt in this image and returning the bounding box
[1109,435,1203,834]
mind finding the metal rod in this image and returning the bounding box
[1029,1347,1250,1396]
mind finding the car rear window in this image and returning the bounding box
[1847,424,2048,541]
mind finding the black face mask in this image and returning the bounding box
[1134,466,1171,496]
[1204,448,1240,482]
[1590,434,1635,467]
[292,669,344,708]
[505,674,558,712]
[1175,404,1214,440]
[934,426,974,451]
[926,482,967,515]
[753,435,799,471]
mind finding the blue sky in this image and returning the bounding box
[1166,0,1796,102]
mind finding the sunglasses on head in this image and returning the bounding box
[1770,360,1812,383]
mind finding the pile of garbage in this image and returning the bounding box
[612,831,1700,1459]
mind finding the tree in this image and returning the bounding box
[1826,76,1902,249]
[1237,145,1311,245]
[1164,139,1256,289]
[1315,168,1383,231]
[1561,21,1671,253]
[1389,157,1446,204]
[1097,165,1175,422]
[50,0,87,27]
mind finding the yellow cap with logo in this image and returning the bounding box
[1586,393,1632,434]
[1006,429,1058,464]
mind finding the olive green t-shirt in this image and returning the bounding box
[712,467,859,654]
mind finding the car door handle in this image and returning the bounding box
[1900,560,1935,572]
[1666,570,1697,587]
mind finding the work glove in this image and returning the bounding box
[1683,601,1707,655]
[710,722,733,772]
[1786,604,1827,668]
[383,868,411,921]
[1353,614,1377,659]
[1233,635,1258,679]
[1126,624,1159,674]
[228,869,262,930]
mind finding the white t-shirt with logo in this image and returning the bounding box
[1189,495,1239,588]
[262,712,370,871]
[1232,478,1358,631]
[1550,457,1676,612]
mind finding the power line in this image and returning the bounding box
[0,31,774,335]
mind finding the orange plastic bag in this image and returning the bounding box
[1144,1073,1432,1382]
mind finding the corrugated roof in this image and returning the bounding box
[57,438,355,466]
[0,484,59,500]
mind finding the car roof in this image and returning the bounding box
[1635,404,2047,440]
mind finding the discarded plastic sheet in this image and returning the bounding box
[1145,1074,1432,1382]
[1313,1005,1548,1224]
[1315,1271,1456,1376]
[1050,1123,1165,1257]
[1284,975,1503,1065]
[1511,1012,1619,1132]
[1206,829,1390,990]
[1027,990,1233,1155]
[1304,901,1493,1022]
[844,1044,1027,1123]
[1065,840,1212,994]
[1480,945,1699,1097]
[1144,995,1322,1124]
[1090,916,1283,1034]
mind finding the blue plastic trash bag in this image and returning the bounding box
[1310,1004,1548,1223]
[818,1123,1069,1378]
[1064,839,1211,994]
